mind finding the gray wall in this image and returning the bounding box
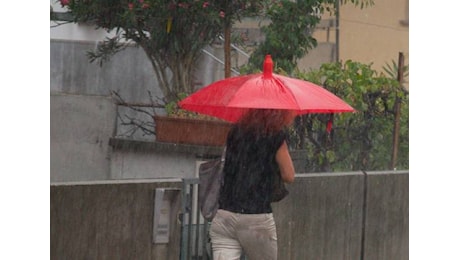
[273,171,409,260]
[50,179,182,260]
[362,171,409,260]
[110,148,200,180]
[50,93,116,182]
[273,172,365,259]
[50,171,408,260]
[50,91,222,182]
[50,39,226,104]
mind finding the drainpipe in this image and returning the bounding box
[335,0,340,62]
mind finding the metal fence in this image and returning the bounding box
[180,178,212,260]
[180,178,249,260]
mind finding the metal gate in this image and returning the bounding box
[180,178,212,260]
[180,178,247,260]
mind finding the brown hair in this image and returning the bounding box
[237,109,296,135]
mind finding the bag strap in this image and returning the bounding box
[219,146,227,187]
[220,146,227,162]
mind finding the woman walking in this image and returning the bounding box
[209,108,296,260]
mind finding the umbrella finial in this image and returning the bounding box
[263,55,273,78]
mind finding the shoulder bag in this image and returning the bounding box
[198,147,226,221]
[272,170,289,202]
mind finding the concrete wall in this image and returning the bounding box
[362,171,409,260]
[50,93,116,182]
[273,170,409,260]
[50,39,230,104]
[49,92,215,182]
[50,171,408,260]
[297,42,337,71]
[110,148,200,180]
[51,39,162,103]
[273,172,365,259]
[339,0,409,73]
[50,179,182,260]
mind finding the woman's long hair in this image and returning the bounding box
[237,109,295,135]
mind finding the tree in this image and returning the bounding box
[54,0,374,102]
[289,60,409,172]
[212,0,268,78]
[57,0,224,103]
[245,0,374,74]
[210,0,374,78]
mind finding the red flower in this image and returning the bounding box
[178,3,189,8]
[128,3,134,10]
[203,1,209,8]
[219,11,225,18]
[142,3,150,9]
[139,0,144,3]
[60,0,70,6]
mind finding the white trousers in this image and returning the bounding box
[209,209,278,260]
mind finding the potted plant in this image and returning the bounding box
[154,94,231,146]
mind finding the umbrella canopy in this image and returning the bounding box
[179,55,354,123]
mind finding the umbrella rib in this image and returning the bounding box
[274,77,302,111]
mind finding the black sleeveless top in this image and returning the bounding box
[218,125,287,214]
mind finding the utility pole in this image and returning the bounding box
[390,52,404,170]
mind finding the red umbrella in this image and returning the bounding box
[179,55,354,123]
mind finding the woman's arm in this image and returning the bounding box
[275,141,295,183]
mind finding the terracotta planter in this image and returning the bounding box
[154,116,232,146]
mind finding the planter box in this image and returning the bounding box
[154,116,232,146]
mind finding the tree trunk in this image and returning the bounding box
[224,22,231,78]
